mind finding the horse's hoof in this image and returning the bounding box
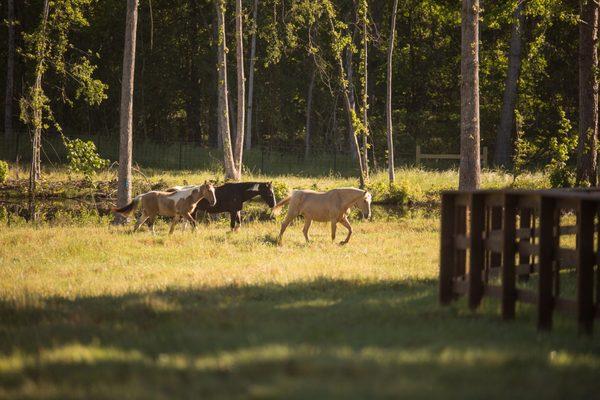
[339,240,348,245]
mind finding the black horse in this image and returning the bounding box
[193,182,276,230]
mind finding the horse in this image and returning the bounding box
[112,182,216,234]
[272,187,372,245]
[167,182,276,230]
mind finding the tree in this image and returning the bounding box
[494,0,524,168]
[386,0,399,183]
[117,0,139,217]
[304,66,316,159]
[326,8,366,188]
[4,0,15,141]
[233,0,245,177]
[19,0,106,220]
[245,0,258,151]
[215,0,237,180]
[576,0,599,186]
[459,0,481,190]
[359,0,369,180]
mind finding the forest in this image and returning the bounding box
[0,0,589,188]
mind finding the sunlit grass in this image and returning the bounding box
[0,213,598,399]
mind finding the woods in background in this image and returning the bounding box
[0,0,596,187]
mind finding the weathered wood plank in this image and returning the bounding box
[538,196,556,331]
[577,200,595,335]
[439,193,457,305]
[502,194,517,320]
[468,193,486,310]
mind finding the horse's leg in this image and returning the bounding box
[302,219,312,243]
[147,216,156,235]
[185,212,197,231]
[235,211,242,230]
[169,215,181,235]
[277,214,295,245]
[134,211,148,232]
[339,215,353,245]
[331,220,337,242]
[229,212,237,231]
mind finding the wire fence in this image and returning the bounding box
[0,132,458,176]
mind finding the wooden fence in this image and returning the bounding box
[416,145,488,168]
[439,188,600,335]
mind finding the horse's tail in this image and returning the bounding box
[111,195,141,216]
[272,195,291,216]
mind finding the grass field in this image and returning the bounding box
[1,209,599,399]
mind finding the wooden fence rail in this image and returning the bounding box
[439,188,600,335]
[416,145,488,168]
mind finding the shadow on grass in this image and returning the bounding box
[1,278,599,399]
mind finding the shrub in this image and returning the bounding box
[0,160,8,184]
[366,180,409,206]
[271,180,290,201]
[63,136,109,180]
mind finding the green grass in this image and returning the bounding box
[0,212,599,399]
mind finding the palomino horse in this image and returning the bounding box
[168,182,276,230]
[272,187,372,245]
[112,182,216,234]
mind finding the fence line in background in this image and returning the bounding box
[416,145,488,168]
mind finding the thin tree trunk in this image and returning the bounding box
[28,0,50,220]
[245,0,258,151]
[117,0,139,218]
[386,0,399,183]
[233,0,245,178]
[361,5,369,180]
[216,0,237,180]
[459,0,481,191]
[494,1,524,168]
[577,0,599,186]
[4,0,15,141]
[346,44,358,158]
[305,67,316,159]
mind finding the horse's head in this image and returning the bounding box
[258,181,277,208]
[198,181,217,206]
[358,190,372,219]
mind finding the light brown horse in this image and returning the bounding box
[272,187,372,245]
[112,182,216,234]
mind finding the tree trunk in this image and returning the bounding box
[304,67,316,159]
[386,0,399,183]
[459,0,481,191]
[345,45,358,158]
[4,0,15,141]
[215,0,238,180]
[233,0,245,178]
[117,0,139,218]
[577,0,599,186]
[494,0,524,168]
[245,0,258,151]
[361,5,369,180]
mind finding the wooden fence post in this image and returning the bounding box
[490,206,502,272]
[538,196,556,331]
[469,193,485,310]
[502,194,517,320]
[456,205,467,277]
[440,193,457,305]
[577,199,595,335]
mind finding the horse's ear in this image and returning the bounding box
[250,183,260,191]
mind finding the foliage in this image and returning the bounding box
[0,160,9,184]
[366,180,409,205]
[62,136,109,179]
[545,108,578,188]
[271,180,291,201]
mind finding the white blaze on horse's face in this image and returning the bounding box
[360,191,372,219]
[208,185,217,206]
